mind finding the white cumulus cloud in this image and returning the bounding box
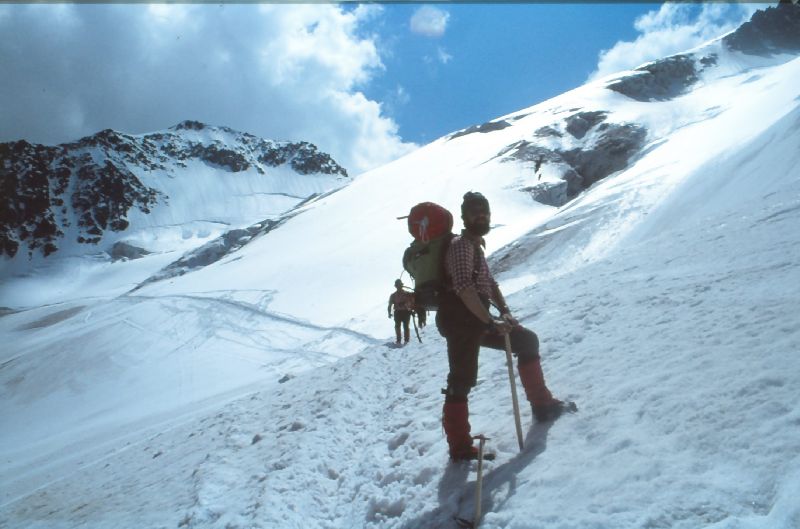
[589,2,764,81]
[410,6,450,38]
[0,4,416,174]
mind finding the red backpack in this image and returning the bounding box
[406,202,453,242]
[401,203,454,309]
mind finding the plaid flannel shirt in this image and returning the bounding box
[445,232,497,298]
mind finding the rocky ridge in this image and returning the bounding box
[607,3,799,103]
[0,121,348,259]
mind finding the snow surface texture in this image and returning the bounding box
[2,6,800,529]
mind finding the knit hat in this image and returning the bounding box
[461,191,490,216]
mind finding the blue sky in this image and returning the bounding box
[361,3,662,144]
[0,3,763,173]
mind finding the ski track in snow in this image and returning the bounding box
[125,293,381,345]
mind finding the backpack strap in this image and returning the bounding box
[439,232,456,292]
[473,244,482,284]
[441,233,483,293]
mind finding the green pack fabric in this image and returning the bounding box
[403,234,453,309]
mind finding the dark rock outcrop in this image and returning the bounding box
[73,162,161,244]
[1,140,163,257]
[110,241,151,261]
[260,141,346,176]
[606,54,701,102]
[0,142,62,258]
[608,4,800,102]
[500,118,648,206]
[191,144,251,172]
[520,181,568,208]
[565,111,609,140]
[498,142,562,165]
[724,3,800,56]
[534,126,563,138]
[449,120,512,141]
[560,123,648,191]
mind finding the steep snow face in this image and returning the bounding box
[134,33,800,331]
[492,50,800,292]
[0,121,348,268]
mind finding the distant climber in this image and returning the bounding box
[388,279,414,345]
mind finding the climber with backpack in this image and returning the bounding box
[388,279,415,345]
[401,192,574,461]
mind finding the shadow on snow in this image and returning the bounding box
[399,420,555,529]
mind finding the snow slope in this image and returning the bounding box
[2,136,798,527]
[135,37,800,332]
[2,7,800,529]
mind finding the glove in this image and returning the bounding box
[486,318,512,335]
[388,313,393,319]
[501,312,519,326]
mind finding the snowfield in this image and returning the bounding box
[2,11,800,529]
[2,164,798,528]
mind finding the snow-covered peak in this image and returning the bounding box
[0,122,349,274]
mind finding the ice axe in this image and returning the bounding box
[472,434,489,526]
[454,434,490,529]
[411,312,422,343]
[504,333,524,451]
[488,301,525,452]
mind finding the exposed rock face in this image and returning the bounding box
[1,142,59,258]
[0,140,161,258]
[608,4,800,103]
[606,54,702,102]
[73,161,162,245]
[560,123,648,192]
[724,3,800,55]
[534,125,563,138]
[0,122,348,259]
[258,141,345,176]
[499,112,648,206]
[449,120,512,141]
[498,142,561,165]
[520,181,568,208]
[110,241,151,261]
[565,111,608,140]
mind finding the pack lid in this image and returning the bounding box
[406,202,453,242]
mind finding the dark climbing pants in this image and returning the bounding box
[436,296,540,398]
[394,310,411,343]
